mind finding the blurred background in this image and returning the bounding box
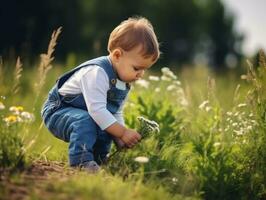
[0,0,265,71]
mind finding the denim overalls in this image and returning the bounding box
[41,56,130,166]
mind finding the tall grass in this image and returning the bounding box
[12,57,23,95]
[34,27,62,110]
[0,27,62,171]
[0,28,265,199]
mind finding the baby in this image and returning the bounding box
[41,16,160,172]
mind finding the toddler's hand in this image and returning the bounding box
[121,129,141,148]
[113,137,126,150]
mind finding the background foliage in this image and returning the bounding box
[1,0,243,69]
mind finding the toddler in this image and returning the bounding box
[41,16,160,172]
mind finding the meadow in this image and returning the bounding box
[0,29,266,200]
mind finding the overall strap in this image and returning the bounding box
[57,56,117,89]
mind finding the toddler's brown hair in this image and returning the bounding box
[108,16,160,61]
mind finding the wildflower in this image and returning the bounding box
[171,88,188,106]
[214,142,221,147]
[21,111,35,122]
[251,120,257,125]
[247,125,253,130]
[155,88,160,92]
[21,111,31,118]
[237,115,242,121]
[17,116,23,122]
[205,106,212,112]
[9,106,17,112]
[161,75,171,81]
[241,75,247,79]
[172,177,178,184]
[173,80,181,86]
[232,123,238,127]
[148,75,160,81]
[234,129,244,136]
[176,88,185,96]
[161,67,171,74]
[9,106,24,114]
[167,72,177,80]
[4,115,18,124]
[137,116,160,138]
[0,101,5,110]
[134,156,149,163]
[161,67,177,80]
[237,103,247,108]
[180,98,189,107]
[199,100,209,110]
[17,106,24,112]
[135,79,149,88]
[226,112,233,116]
[167,85,176,91]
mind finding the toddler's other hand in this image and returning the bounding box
[121,129,141,148]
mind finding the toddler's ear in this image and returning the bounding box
[112,48,123,61]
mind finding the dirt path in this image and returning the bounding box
[0,160,75,200]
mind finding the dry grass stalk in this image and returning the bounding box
[233,84,241,105]
[246,59,261,89]
[207,76,216,101]
[12,57,23,95]
[246,60,257,80]
[32,27,62,112]
[36,27,62,92]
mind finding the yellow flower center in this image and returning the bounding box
[5,115,17,123]
[16,106,24,112]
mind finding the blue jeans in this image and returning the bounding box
[42,95,112,166]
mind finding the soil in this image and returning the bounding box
[0,160,75,200]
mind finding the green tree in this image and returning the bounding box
[0,0,243,69]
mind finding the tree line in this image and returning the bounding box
[0,0,244,69]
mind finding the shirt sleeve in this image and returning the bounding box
[79,66,117,130]
[113,102,125,126]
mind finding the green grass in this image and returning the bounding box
[28,171,198,200]
[1,45,266,199]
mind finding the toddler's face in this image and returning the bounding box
[112,45,155,83]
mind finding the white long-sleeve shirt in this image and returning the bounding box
[58,64,127,130]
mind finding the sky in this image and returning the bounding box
[222,0,266,56]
